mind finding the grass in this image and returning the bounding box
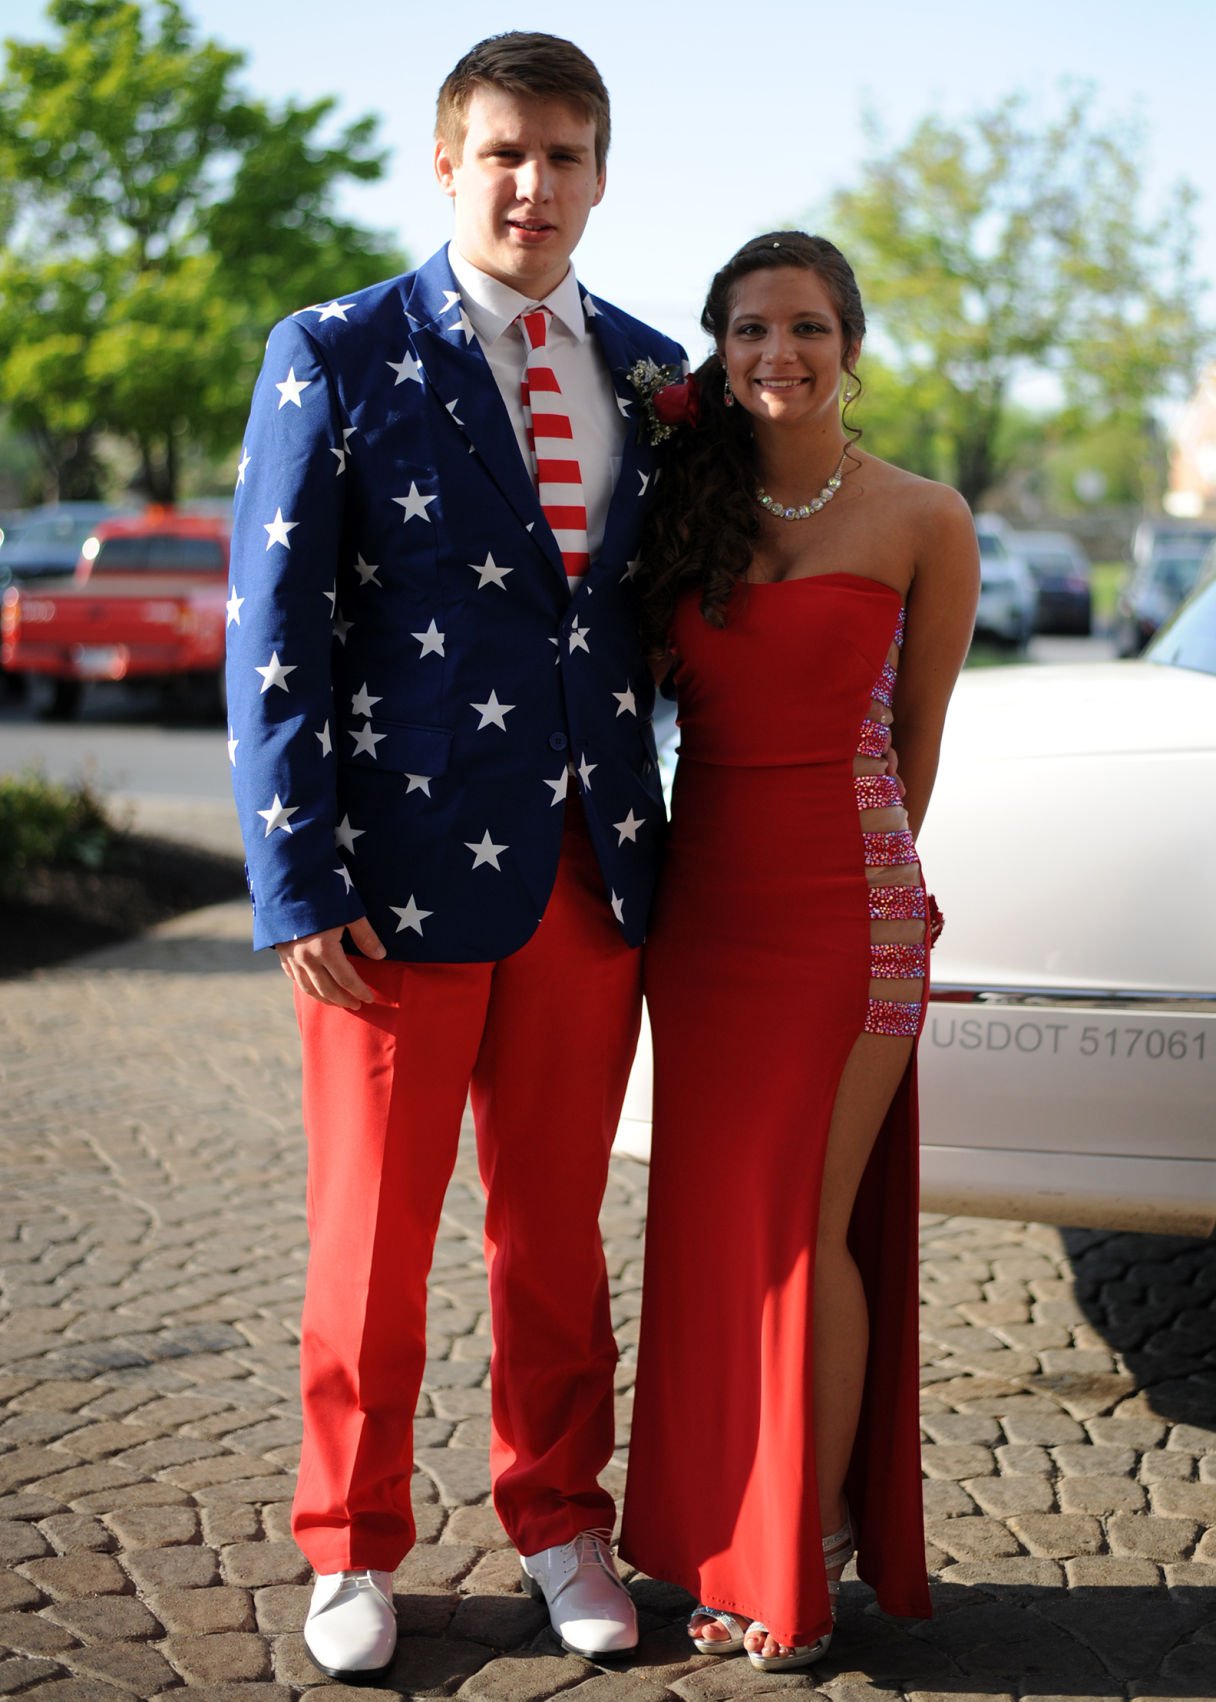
[1090,560,1127,628]
[0,770,115,894]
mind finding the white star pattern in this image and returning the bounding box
[323,583,337,615]
[412,620,445,658]
[613,809,644,845]
[335,863,354,894]
[350,683,381,718]
[439,290,461,314]
[391,895,432,935]
[387,351,424,386]
[330,444,348,475]
[469,552,513,590]
[349,724,386,759]
[404,774,433,796]
[225,586,244,627]
[257,794,298,836]
[236,447,251,486]
[611,891,625,924]
[393,482,438,523]
[334,814,365,854]
[227,726,239,766]
[625,558,641,579]
[612,684,637,717]
[333,611,353,644]
[543,769,569,806]
[470,690,515,731]
[263,508,299,551]
[354,554,381,587]
[275,367,312,409]
[568,618,591,654]
[615,394,633,418]
[577,754,597,790]
[638,471,651,496]
[316,720,332,757]
[451,307,475,343]
[445,398,464,426]
[255,650,296,694]
[313,299,355,322]
[582,294,600,317]
[465,830,509,871]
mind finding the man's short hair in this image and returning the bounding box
[436,32,611,171]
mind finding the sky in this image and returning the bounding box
[6,0,1216,364]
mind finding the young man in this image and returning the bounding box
[226,33,685,1682]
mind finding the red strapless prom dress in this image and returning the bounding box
[620,573,932,1651]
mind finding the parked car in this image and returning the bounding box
[1114,543,1208,655]
[972,516,1037,649]
[617,583,1216,1236]
[0,509,231,718]
[1130,518,1216,574]
[1013,529,1092,635]
[0,502,137,593]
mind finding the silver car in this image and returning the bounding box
[973,517,1037,649]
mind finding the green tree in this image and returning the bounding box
[829,88,1210,507]
[0,0,404,502]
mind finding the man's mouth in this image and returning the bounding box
[508,218,555,237]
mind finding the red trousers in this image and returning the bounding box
[290,803,642,1572]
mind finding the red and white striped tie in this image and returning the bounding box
[518,307,589,589]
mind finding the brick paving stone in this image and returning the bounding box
[1057,1475,1148,1514]
[0,1575,43,1613]
[448,1591,548,1647]
[1007,1515,1104,1557]
[220,1538,311,1587]
[964,1475,1055,1516]
[1107,1513,1199,1560]
[125,1543,220,1589]
[460,1548,529,1595]
[1149,1480,1216,1520]
[445,1506,512,1547]
[1065,1556,1162,1587]
[44,1595,164,1642]
[149,1585,256,1633]
[0,1659,63,1694]
[4,1682,132,1701]
[1168,1424,1216,1453]
[253,1582,310,1632]
[1140,1448,1196,1482]
[105,1504,199,1547]
[0,1609,80,1656]
[452,1651,586,1697]
[936,1556,1065,1589]
[39,1512,115,1552]
[992,1443,1052,1475]
[923,1516,1021,1560]
[918,1414,1002,1444]
[999,1411,1086,1445]
[20,1552,131,1597]
[70,1642,181,1695]
[919,1445,994,1480]
[0,1519,52,1563]
[163,1630,272,1682]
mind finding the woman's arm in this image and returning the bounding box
[893,487,980,840]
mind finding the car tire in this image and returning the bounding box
[45,678,83,720]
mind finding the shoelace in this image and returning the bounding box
[572,1527,615,1565]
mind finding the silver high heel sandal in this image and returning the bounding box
[744,1514,854,1672]
[687,1605,750,1655]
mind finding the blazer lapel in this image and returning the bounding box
[405,254,566,582]
[582,291,662,572]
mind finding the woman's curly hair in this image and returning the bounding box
[637,231,866,656]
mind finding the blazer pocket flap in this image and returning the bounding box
[343,720,454,777]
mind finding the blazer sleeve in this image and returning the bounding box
[225,314,366,950]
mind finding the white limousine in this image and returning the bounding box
[617,581,1216,1238]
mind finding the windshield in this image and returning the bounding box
[1144,579,1216,678]
[93,534,227,571]
[1150,554,1204,600]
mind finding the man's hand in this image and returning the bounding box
[275,917,387,1009]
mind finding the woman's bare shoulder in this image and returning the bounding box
[855,452,973,525]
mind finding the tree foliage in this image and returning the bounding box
[0,0,404,501]
[828,88,1210,507]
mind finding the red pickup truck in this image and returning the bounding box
[1,511,231,718]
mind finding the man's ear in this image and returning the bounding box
[591,164,607,209]
[434,135,458,197]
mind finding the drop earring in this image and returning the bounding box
[724,380,735,408]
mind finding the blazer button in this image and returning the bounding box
[549,732,569,751]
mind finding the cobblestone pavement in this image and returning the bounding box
[2,894,1215,1701]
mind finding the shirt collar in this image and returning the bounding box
[447,243,588,346]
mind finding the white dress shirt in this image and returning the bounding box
[447,244,625,571]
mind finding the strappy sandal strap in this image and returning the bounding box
[688,1605,748,1638]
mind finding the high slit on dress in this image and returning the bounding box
[620,573,932,1650]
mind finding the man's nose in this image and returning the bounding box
[516,157,553,201]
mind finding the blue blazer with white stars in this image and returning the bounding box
[226,245,686,960]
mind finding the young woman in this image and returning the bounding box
[620,232,979,1671]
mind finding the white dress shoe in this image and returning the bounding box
[520,1528,638,1658]
[304,1568,397,1682]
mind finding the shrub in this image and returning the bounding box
[0,771,115,894]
